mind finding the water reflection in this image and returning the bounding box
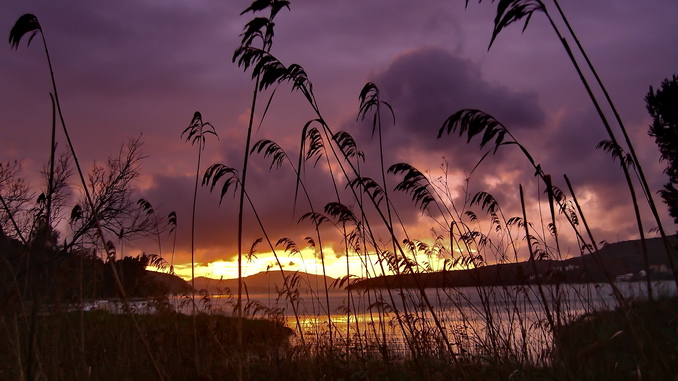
[172,281,676,361]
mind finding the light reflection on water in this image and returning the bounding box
[173,281,677,360]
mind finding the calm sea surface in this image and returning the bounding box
[170,280,676,358]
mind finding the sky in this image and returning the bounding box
[1,0,677,280]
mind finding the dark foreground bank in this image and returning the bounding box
[1,298,676,380]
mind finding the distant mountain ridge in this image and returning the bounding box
[161,236,677,294]
[349,235,678,290]
[193,271,336,294]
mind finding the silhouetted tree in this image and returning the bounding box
[0,137,170,309]
[66,137,157,255]
[647,75,678,225]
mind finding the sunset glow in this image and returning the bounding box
[172,249,398,281]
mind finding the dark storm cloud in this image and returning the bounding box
[362,47,544,165]
[334,46,547,228]
[338,34,674,250]
[308,46,548,243]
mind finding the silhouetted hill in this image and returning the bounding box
[193,271,336,294]
[146,270,194,294]
[562,235,677,278]
[349,235,678,289]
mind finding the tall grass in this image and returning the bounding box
[8,14,166,379]
[2,2,676,380]
[182,112,218,301]
[200,1,674,378]
[468,0,678,296]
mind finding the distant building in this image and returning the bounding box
[616,273,634,282]
[650,264,670,273]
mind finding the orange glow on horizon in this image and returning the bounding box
[168,244,472,281]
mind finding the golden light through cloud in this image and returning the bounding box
[169,242,472,281]
[172,248,381,280]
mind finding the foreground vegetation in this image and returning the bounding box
[0,298,675,380]
[556,297,678,381]
[1,0,677,380]
[0,311,292,380]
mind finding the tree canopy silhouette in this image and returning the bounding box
[647,75,678,225]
